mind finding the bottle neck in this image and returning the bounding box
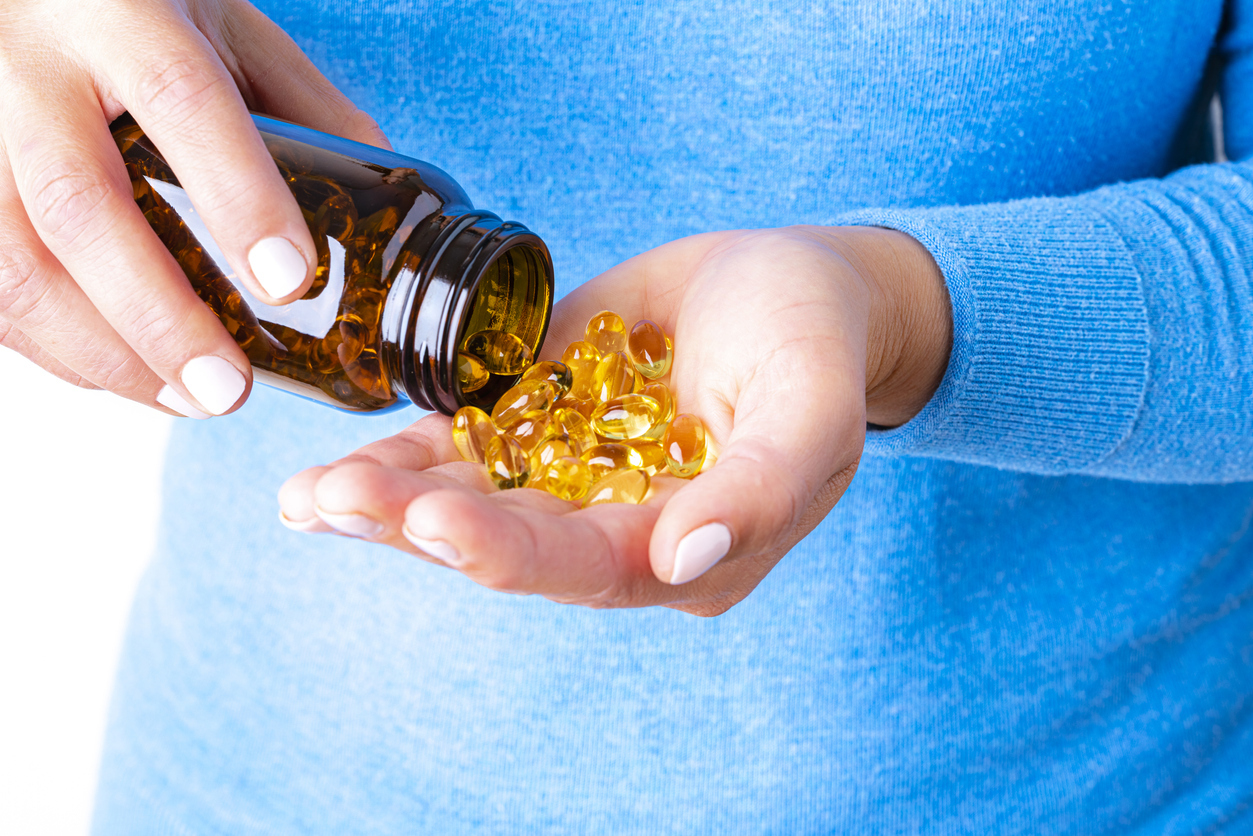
[380,211,554,414]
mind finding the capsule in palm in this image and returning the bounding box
[491,380,556,428]
[584,469,650,506]
[457,351,489,393]
[507,409,556,454]
[462,329,534,375]
[582,442,646,482]
[590,393,663,440]
[664,413,707,478]
[484,435,531,490]
[623,439,666,475]
[539,456,594,502]
[585,310,628,355]
[627,319,672,379]
[591,351,640,403]
[562,340,603,400]
[553,407,597,455]
[451,406,499,463]
[521,360,574,399]
[531,436,574,473]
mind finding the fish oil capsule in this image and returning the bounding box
[531,436,574,473]
[491,380,556,428]
[585,310,628,355]
[584,469,650,506]
[623,439,667,475]
[664,413,707,478]
[521,360,574,399]
[591,351,640,403]
[553,394,596,420]
[451,406,499,463]
[484,435,531,490]
[582,442,646,482]
[562,340,603,400]
[553,407,597,455]
[639,382,675,422]
[507,410,557,454]
[627,319,673,379]
[457,351,489,393]
[539,456,594,502]
[463,329,535,375]
[590,393,663,440]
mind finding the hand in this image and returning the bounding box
[278,226,951,616]
[0,0,389,417]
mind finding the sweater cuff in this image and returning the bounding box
[838,199,1150,475]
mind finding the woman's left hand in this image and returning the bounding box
[277,225,950,616]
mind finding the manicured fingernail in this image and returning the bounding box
[315,509,385,539]
[279,510,333,534]
[180,356,246,415]
[670,522,732,585]
[156,384,209,419]
[249,237,308,300]
[402,527,462,566]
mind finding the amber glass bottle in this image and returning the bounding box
[111,113,553,415]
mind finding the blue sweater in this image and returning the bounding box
[94,2,1253,833]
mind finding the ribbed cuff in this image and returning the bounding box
[838,198,1150,475]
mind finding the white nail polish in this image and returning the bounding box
[180,356,246,415]
[248,237,308,300]
[279,511,334,534]
[402,528,462,566]
[670,522,732,585]
[315,509,384,539]
[156,385,209,419]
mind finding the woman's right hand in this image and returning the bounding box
[0,0,389,417]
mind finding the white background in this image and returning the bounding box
[0,351,172,836]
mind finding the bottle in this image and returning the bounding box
[110,113,553,415]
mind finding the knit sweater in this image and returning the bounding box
[93,2,1253,833]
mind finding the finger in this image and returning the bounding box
[88,13,317,304]
[4,78,252,416]
[221,2,393,149]
[0,322,99,390]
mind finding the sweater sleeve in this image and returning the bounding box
[841,4,1253,484]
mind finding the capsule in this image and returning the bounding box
[582,442,646,482]
[491,380,556,428]
[664,413,707,478]
[553,407,597,455]
[623,439,667,475]
[539,456,594,502]
[507,409,556,454]
[562,340,603,400]
[627,319,673,379]
[584,469,650,506]
[585,310,628,355]
[639,382,675,422]
[590,393,663,440]
[591,351,640,403]
[552,394,596,420]
[531,436,574,473]
[484,435,531,490]
[457,351,489,393]
[463,329,534,375]
[451,406,499,463]
[521,360,573,399]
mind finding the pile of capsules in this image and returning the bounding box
[450,311,708,505]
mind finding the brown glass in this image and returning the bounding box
[111,113,553,414]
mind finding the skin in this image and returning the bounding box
[279,226,953,616]
[0,0,390,414]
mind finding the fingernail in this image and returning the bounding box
[180,356,246,415]
[670,522,732,585]
[279,510,334,534]
[249,237,308,300]
[156,384,209,419]
[315,509,385,539]
[402,527,462,566]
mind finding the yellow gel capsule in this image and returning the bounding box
[562,340,603,400]
[463,329,534,375]
[451,406,498,463]
[457,351,489,393]
[623,439,667,475]
[585,310,628,355]
[582,442,645,482]
[531,436,574,473]
[521,360,574,399]
[664,413,707,478]
[590,393,663,440]
[491,380,556,428]
[484,435,531,490]
[553,394,596,420]
[540,456,594,502]
[553,407,597,455]
[639,382,675,422]
[591,351,640,403]
[507,409,556,454]
[627,319,673,379]
[584,468,650,506]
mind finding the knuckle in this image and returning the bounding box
[339,108,386,144]
[0,247,51,323]
[25,163,113,246]
[133,56,233,127]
